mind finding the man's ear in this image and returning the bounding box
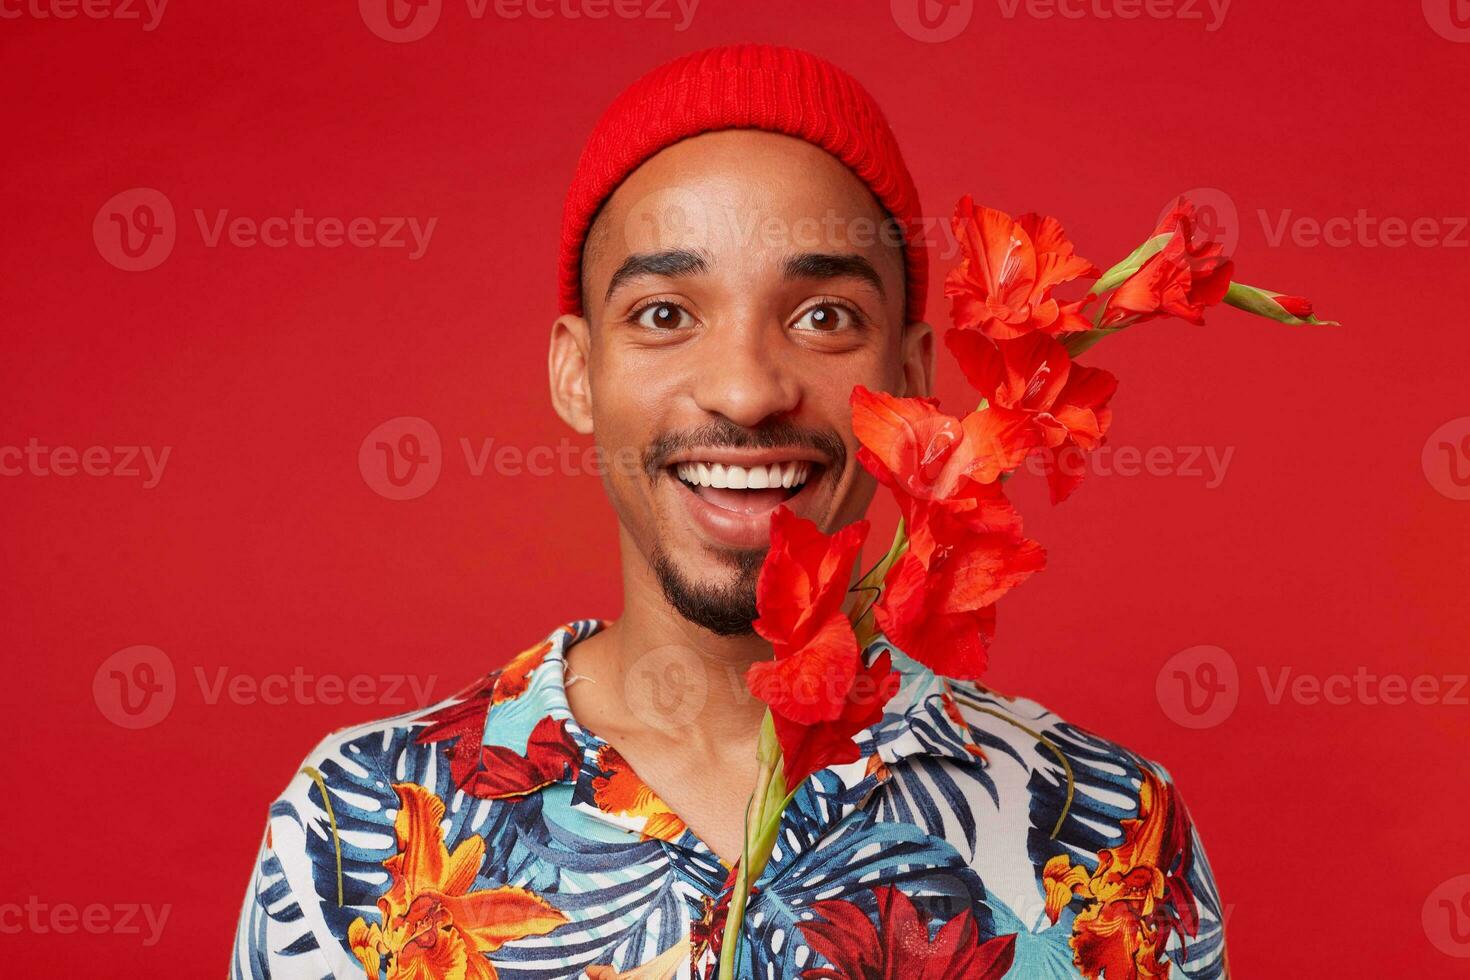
[898,320,935,399]
[548,314,594,435]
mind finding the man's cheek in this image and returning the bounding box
[837,464,880,517]
[597,443,644,493]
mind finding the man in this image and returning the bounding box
[232,44,1228,979]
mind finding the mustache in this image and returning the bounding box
[642,419,847,482]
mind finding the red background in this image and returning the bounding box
[4,0,1468,975]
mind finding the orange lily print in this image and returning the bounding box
[348,783,567,980]
[591,744,688,843]
[1042,769,1200,979]
[945,196,1099,340]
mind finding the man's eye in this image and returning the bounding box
[792,303,856,332]
[633,302,692,330]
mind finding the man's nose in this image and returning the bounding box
[690,324,802,428]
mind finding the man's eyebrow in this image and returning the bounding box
[781,252,886,297]
[604,248,710,302]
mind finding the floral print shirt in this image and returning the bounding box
[231,619,1229,979]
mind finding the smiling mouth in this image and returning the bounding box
[669,460,819,514]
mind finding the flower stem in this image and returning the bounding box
[717,713,784,980]
[850,518,908,647]
[1061,326,1121,357]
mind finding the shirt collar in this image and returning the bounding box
[457,620,985,842]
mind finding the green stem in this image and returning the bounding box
[717,713,784,980]
[1061,326,1122,357]
[850,518,908,648]
[857,517,909,592]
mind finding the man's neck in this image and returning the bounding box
[580,537,771,745]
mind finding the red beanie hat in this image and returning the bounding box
[558,43,928,324]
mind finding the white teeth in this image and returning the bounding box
[674,460,813,490]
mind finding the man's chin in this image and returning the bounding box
[651,544,764,636]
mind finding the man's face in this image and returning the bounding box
[552,130,931,635]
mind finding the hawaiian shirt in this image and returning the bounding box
[231,619,1229,979]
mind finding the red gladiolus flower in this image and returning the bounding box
[894,477,1023,573]
[797,885,1017,980]
[874,531,1045,680]
[747,507,870,727]
[945,196,1099,340]
[746,507,904,788]
[770,652,900,789]
[945,330,1118,503]
[850,386,1037,500]
[1102,198,1234,328]
[850,384,1034,570]
[849,385,1043,677]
